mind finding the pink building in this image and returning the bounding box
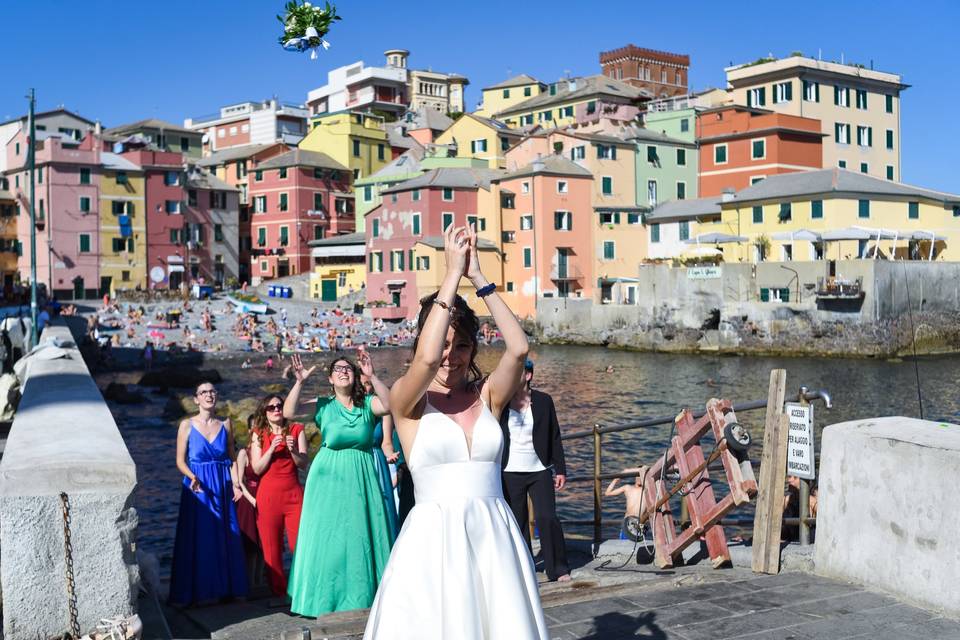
[8,131,101,299]
[248,148,353,282]
[365,167,502,320]
[118,147,188,289]
[183,167,240,286]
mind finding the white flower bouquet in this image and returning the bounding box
[277,0,341,58]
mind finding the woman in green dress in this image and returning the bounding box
[283,348,393,617]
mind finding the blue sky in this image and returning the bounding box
[1,0,956,190]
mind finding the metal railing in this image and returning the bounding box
[555,387,832,549]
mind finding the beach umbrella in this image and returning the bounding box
[682,232,747,245]
[771,229,821,242]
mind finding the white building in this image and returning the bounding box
[184,99,308,154]
[645,196,722,260]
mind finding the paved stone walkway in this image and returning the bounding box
[153,567,960,639]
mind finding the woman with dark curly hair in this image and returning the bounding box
[364,224,546,639]
[249,393,307,598]
[283,348,392,617]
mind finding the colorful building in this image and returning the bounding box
[697,105,824,197]
[299,111,391,181]
[366,167,504,320]
[495,75,648,130]
[307,56,408,118]
[183,167,240,286]
[8,131,101,299]
[646,197,722,260]
[116,147,187,290]
[248,148,353,283]
[103,119,203,159]
[599,44,689,98]
[0,108,95,175]
[725,55,907,181]
[184,99,308,154]
[0,185,19,294]
[385,108,453,148]
[700,169,960,263]
[493,156,595,318]
[98,152,146,295]
[433,114,525,169]
[475,75,545,117]
[643,105,698,142]
[308,232,366,301]
[626,125,699,207]
[199,142,291,283]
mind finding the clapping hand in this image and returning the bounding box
[285,434,296,451]
[443,225,470,280]
[290,353,316,384]
[465,223,483,282]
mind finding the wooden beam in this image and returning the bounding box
[752,369,789,574]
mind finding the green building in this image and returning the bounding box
[624,125,698,208]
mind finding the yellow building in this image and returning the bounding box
[433,114,525,168]
[299,111,390,181]
[308,232,366,301]
[0,187,18,289]
[698,169,960,263]
[408,236,503,311]
[494,75,646,130]
[99,153,147,294]
[475,74,545,117]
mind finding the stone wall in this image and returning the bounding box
[537,261,960,356]
[815,417,960,617]
[0,325,138,639]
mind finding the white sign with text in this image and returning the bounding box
[785,402,816,480]
[687,266,722,280]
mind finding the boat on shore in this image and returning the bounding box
[225,293,269,315]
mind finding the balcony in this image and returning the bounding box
[305,209,327,219]
[372,305,408,321]
[549,263,584,281]
[816,276,864,300]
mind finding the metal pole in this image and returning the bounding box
[592,424,602,550]
[27,88,38,348]
[798,386,811,546]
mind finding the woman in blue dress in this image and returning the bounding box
[169,381,248,606]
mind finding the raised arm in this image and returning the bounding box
[468,224,528,416]
[284,353,317,419]
[390,225,470,420]
[358,347,391,417]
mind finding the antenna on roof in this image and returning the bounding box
[564,69,571,79]
[818,48,822,61]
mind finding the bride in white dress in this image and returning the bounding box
[364,224,549,640]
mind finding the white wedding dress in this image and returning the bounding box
[363,395,549,639]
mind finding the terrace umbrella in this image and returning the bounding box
[683,232,748,244]
[904,230,947,260]
[771,229,822,242]
[820,227,878,259]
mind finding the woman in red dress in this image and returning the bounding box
[249,394,308,596]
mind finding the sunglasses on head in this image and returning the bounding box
[265,404,283,411]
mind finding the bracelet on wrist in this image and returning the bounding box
[476,283,497,298]
[433,299,454,312]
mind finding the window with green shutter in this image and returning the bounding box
[503,89,510,98]
[752,139,765,159]
[378,144,385,161]
[79,234,91,253]
[363,185,372,201]
[908,202,919,219]
[753,206,763,224]
[279,167,287,179]
[779,202,792,221]
[442,213,453,230]
[885,94,894,113]
[523,247,532,268]
[811,200,823,219]
[524,86,531,97]
[116,171,127,185]
[650,223,660,243]
[886,165,894,180]
[603,241,615,260]
[676,182,686,200]
[314,193,324,210]
[353,140,361,157]
[214,224,223,241]
[886,130,894,149]
[258,227,266,246]
[647,146,657,164]
[442,187,453,201]
[80,168,91,184]
[586,100,596,114]
[255,170,263,181]
[679,221,689,241]
[856,89,868,109]
[714,145,727,164]
[602,177,613,195]
[79,197,90,213]
[280,226,289,246]
[860,162,868,174]
[279,193,288,211]
[372,219,380,237]
[412,214,421,235]
[412,189,420,201]
[676,148,686,166]
[858,200,870,218]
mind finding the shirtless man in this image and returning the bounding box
[605,466,651,541]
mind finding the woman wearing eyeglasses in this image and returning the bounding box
[249,394,307,598]
[284,348,393,617]
[169,382,247,606]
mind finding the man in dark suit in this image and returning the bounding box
[499,359,571,582]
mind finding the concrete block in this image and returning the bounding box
[0,325,138,639]
[815,417,960,617]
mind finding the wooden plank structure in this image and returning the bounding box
[638,398,758,569]
[751,369,790,574]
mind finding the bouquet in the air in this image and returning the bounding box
[278,1,341,58]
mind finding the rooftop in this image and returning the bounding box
[498,155,593,181]
[483,74,543,91]
[0,107,95,127]
[100,152,141,172]
[360,148,425,183]
[647,197,722,222]
[599,44,690,66]
[467,114,526,136]
[398,108,454,132]
[495,75,650,117]
[186,167,238,191]
[380,167,504,194]
[732,169,960,205]
[308,231,366,247]
[197,143,284,166]
[726,55,907,89]
[104,118,197,136]
[256,148,348,172]
[619,125,693,146]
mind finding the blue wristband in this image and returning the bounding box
[476,283,497,298]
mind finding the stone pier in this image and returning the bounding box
[0,325,138,639]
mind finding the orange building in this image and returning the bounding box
[493,156,594,319]
[697,105,824,197]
